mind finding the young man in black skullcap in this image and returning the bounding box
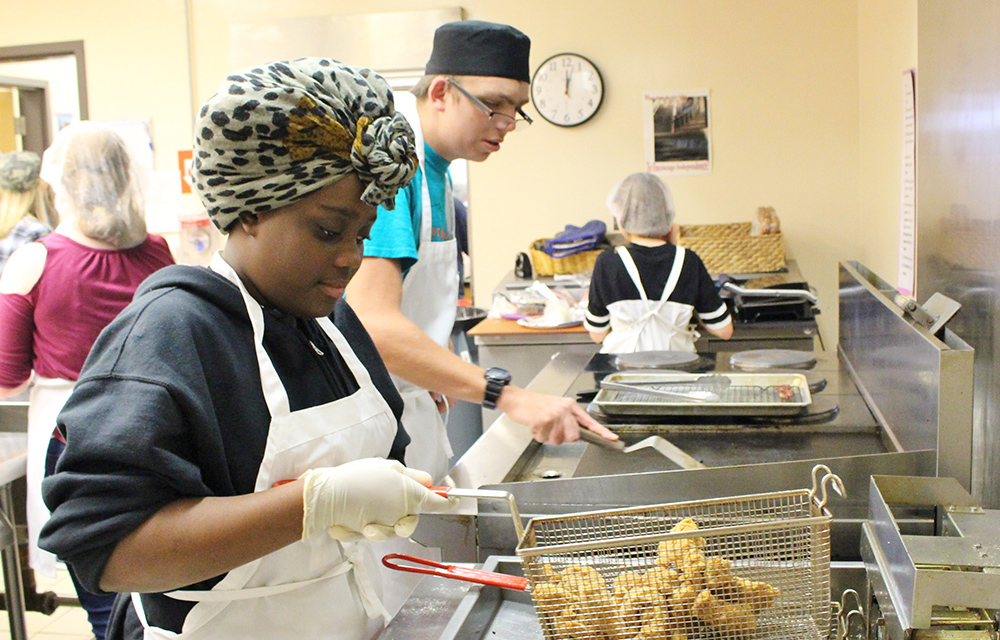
[347,20,617,484]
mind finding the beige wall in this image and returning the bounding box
[4,0,916,346]
[1,1,191,185]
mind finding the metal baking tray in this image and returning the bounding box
[437,556,542,640]
[594,371,811,416]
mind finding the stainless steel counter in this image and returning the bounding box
[395,262,973,639]
[378,557,540,640]
[416,263,973,569]
[0,429,29,640]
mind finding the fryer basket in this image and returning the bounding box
[514,465,844,640]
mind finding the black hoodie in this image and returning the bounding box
[39,264,408,637]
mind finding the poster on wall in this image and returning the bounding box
[643,91,712,175]
[897,69,916,296]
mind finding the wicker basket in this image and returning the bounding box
[677,222,785,274]
[530,239,605,276]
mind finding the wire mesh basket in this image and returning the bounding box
[515,465,844,640]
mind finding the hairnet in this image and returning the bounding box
[606,173,675,237]
[0,151,42,193]
[193,58,419,233]
[40,122,147,249]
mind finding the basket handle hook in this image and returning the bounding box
[838,608,865,640]
[810,464,833,498]
[839,588,862,616]
[815,471,846,509]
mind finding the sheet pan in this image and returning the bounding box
[594,371,811,416]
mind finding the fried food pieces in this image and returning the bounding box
[533,518,780,640]
[654,518,780,639]
[538,564,621,640]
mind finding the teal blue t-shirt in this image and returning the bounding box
[364,142,452,276]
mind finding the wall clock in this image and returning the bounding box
[531,53,604,127]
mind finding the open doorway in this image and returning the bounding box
[0,41,88,154]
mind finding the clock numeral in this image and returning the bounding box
[537,98,546,109]
[547,61,557,72]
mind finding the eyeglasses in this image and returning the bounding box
[446,78,532,132]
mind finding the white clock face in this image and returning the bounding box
[531,53,604,127]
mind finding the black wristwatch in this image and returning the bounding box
[482,367,512,410]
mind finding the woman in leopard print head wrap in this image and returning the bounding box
[194,57,418,232]
[39,58,447,640]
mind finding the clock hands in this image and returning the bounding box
[531,53,603,126]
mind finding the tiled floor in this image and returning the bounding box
[0,567,94,640]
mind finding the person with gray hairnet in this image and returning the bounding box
[585,172,733,353]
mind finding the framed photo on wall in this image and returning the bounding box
[643,91,712,175]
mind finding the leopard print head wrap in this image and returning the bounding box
[193,58,418,232]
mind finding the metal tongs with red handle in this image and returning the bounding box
[382,486,529,589]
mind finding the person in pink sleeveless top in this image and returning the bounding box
[0,121,174,640]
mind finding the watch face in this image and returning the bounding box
[531,53,604,127]
[485,367,512,383]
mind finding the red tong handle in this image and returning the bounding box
[381,553,528,591]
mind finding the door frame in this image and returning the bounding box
[0,74,50,155]
[0,40,88,122]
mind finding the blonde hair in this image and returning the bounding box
[410,75,471,100]
[0,182,57,239]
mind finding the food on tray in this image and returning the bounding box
[536,520,780,640]
[774,384,796,400]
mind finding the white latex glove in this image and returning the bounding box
[300,458,456,542]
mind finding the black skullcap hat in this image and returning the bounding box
[424,20,530,83]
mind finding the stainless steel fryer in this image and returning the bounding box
[515,467,844,640]
[860,475,1000,640]
[393,469,845,640]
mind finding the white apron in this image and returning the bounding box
[131,252,398,640]
[601,246,699,354]
[392,128,459,484]
[27,376,73,577]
